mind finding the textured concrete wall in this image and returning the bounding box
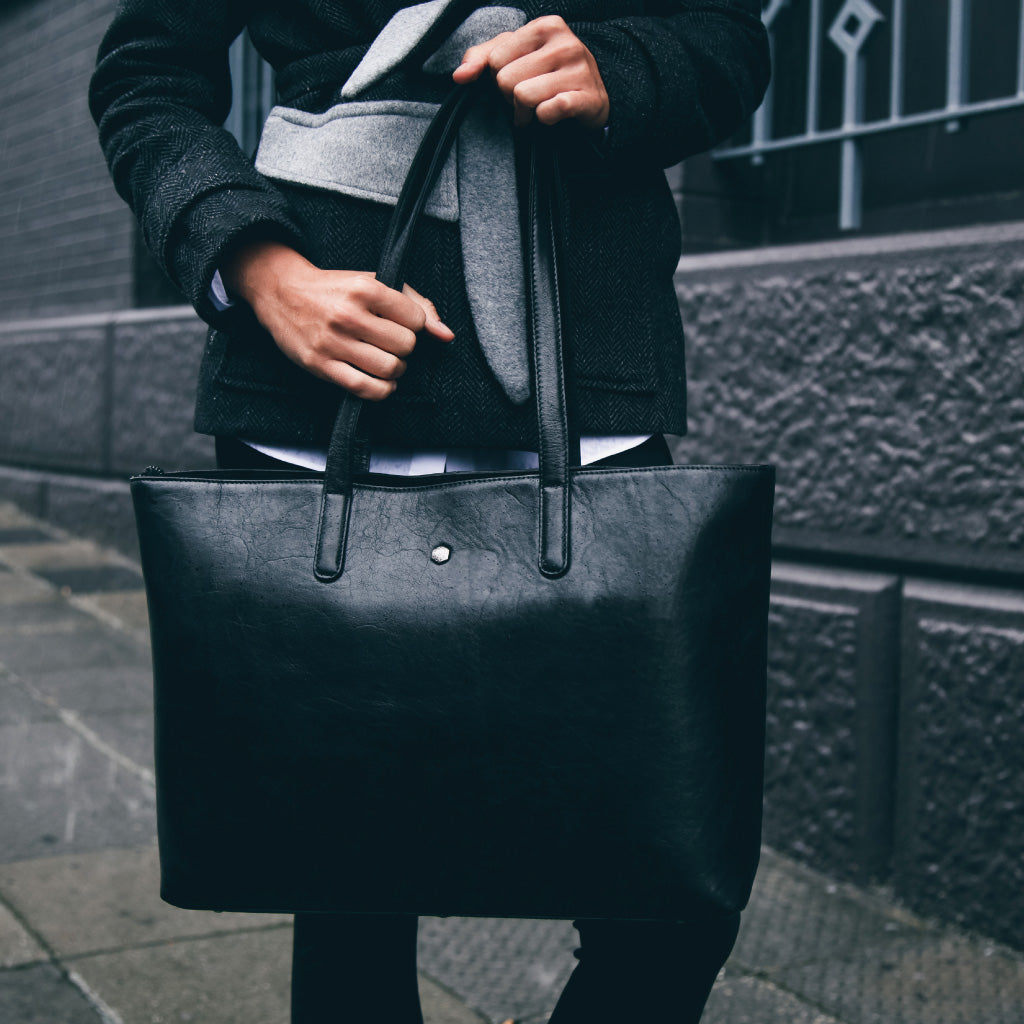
[673,222,1024,578]
[0,0,132,317]
[667,221,1024,947]
[895,582,1024,951]
[763,562,1024,948]
[765,566,900,884]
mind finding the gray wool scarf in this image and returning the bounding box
[255,2,531,404]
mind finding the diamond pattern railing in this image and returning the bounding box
[716,0,1024,229]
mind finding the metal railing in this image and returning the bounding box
[715,0,1024,229]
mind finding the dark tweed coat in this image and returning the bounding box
[90,1,769,449]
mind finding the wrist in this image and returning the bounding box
[221,241,310,307]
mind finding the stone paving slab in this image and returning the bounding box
[0,623,150,679]
[75,590,151,640]
[0,963,102,1024]
[417,917,577,1019]
[32,565,145,595]
[25,664,153,715]
[0,716,156,863]
[70,927,292,1024]
[69,926,486,1024]
[0,673,59,725]
[0,843,485,1024]
[0,901,46,969]
[0,566,57,606]
[702,972,843,1024]
[768,933,1024,1024]
[0,539,123,573]
[0,595,98,633]
[0,528,53,545]
[0,846,285,958]
[731,848,921,969]
[77,708,155,773]
[418,975,491,1024]
[419,916,576,1024]
[0,504,42,530]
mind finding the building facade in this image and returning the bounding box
[1,0,1022,949]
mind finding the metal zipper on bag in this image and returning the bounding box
[141,466,165,476]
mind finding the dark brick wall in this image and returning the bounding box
[0,0,132,318]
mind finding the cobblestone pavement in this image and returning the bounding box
[1,500,1022,1023]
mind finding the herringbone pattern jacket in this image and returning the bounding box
[90,1,769,448]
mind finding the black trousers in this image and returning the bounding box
[216,434,741,1023]
[290,912,740,1024]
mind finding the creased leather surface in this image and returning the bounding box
[132,462,774,920]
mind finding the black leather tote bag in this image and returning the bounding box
[132,84,775,921]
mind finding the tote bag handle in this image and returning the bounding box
[314,81,571,582]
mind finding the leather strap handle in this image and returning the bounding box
[314,83,572,582]
[315,82,481,581]
[527,133,570,578]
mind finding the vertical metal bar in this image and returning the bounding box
[261,59,276,123]
[1018,0,1024,96]
[839,138,863,230]
[232,34,274,154]
[225,35,244,142]
[947,0,971,130]
[840,50,866,230]
[752,0,790,165]
[242,39,256,152]
[246,48,259,149]
[807,0,823,133]
[891,0,906,118]
[752,81,773,164]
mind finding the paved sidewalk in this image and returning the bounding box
[1,500,1022,1024]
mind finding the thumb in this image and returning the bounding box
[403,284,455,341]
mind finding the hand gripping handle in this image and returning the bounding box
[314,84,572,581]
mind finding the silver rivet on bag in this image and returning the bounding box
[430,544,451,565]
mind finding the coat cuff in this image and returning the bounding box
[570,20,663,161]
[162,188,305,328]
[571,8,770,168]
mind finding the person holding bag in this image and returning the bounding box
[91,2,771,1022]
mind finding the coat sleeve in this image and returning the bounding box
[570,0,770,167]
[88,0,305,325]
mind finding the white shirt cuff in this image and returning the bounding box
[209,269,235,311]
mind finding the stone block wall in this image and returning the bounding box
[0,309,213,555]
[671,220,1024,948]
[765,566,901,884]
[895,582,1024,951]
